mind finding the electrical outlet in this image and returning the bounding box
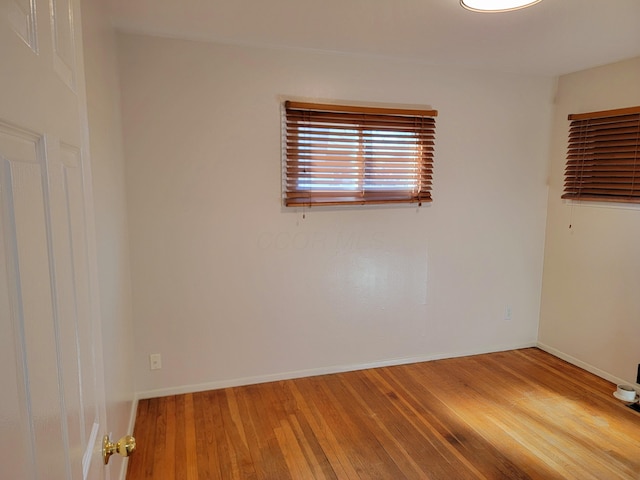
[504,305,513,321]
[149,353,162,370]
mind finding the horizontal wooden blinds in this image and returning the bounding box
[284,101,437,207]
[563,106,640,204]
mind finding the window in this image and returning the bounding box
[563,106,640,204]
[283,101,437,207]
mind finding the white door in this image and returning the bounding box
[0,0,109,478]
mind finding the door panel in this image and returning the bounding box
[6,0,38,52]
[0,124,42,479]
[47,138,87,476]
[0,125,68,479]
[50,0,77,89]
[1,0,108,477]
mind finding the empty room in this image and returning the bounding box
[1,0,639,479]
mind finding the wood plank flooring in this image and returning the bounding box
[126,348,640,479]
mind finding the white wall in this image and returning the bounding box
[80,0,136,470]
[539,57,640,387]
[117,33,555,397]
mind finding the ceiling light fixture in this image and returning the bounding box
[460,0,543,12]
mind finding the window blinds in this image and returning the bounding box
[284,101,437,207]
[564,106,640,203]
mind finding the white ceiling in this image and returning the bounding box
[107,0,640,76]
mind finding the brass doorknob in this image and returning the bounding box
[102,434,136,465]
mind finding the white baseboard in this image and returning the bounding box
[537,342,640,389]
[137,341,538,400]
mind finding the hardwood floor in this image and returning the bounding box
[126,348,640,479]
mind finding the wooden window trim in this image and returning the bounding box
[283,101,438,207]
[285,101,438,118]
[568,105,640,121]
[563,106,640,204]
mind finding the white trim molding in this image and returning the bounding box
[137,341,538,400]
[537,342,640,390]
